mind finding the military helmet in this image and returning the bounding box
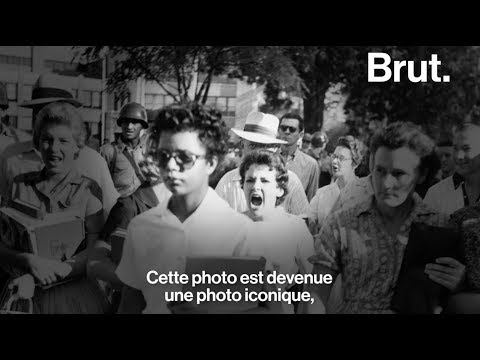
[117,102,148,129]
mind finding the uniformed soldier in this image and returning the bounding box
[100,102,149,198]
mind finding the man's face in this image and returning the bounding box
[436,146,456,177]
[157,130,216,196]
[242,140,280,157]
[372,146,421,208]
[120,119,143,141]
[279,118,302,146]
[453,124,480,177]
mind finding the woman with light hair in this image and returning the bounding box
[308,135,366,235]
[0,102,109,314]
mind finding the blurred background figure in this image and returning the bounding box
[301,132,312,153]
[436,136,456,180]
[309,131,332,189]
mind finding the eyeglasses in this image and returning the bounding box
[157,149,206,171]
[331,154,352,162]
[279,125,298,133]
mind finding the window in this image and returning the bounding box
[92,91,101,108]
[206,96,216,107]
[227,98,236,113]
[216,97,227,112]
[6,83,17,101]
[83,90,92,108]
[164,96,175,106]
[144,93,166,110]
[22,85,32,101]
[0,55,31,67]
[44,60,77,73]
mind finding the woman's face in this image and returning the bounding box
[39,124,79,175]
[157,130,216,196]
[243,164,284,221]
[372,146,422,208]
[331,145,355,180]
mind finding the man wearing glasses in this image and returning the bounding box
[278,113,320,201]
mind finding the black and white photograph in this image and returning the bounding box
[0,45,479,315]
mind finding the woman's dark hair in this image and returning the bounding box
[239,149,289,206]
[369,121,435,175]
[149,102,229,164]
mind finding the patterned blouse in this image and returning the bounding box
[309,193,449,314]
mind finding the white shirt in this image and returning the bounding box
[424,173,471,216]
[308,181,342,234]
[234,208,314,314]
[115,187,252,314]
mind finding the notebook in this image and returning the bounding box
[391,222,464,314]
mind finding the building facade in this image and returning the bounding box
[0,46,261,144]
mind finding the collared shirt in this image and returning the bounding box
[424,172,480,216]
[115,188,252,314]
[0,140,119,219]
[1,168,104,277]
[100,136,147,198]
[309,193,449,314]
[282,148,320,201]
[308,177,362,234]
[215,167,310,218]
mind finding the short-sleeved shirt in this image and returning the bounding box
[1,168,104,277]
[309,193,449,314]
[282,148,320,201]
[115,188,252,314]
[100,136,147,198]
[0,140,119,219]
[215,167,310,218]
[424,172,479,216]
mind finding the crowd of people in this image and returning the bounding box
[0,73,479,314]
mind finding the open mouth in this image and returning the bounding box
[250,193,263,208]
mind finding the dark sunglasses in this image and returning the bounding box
[279,125,298,133]
[157,149,206,171]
